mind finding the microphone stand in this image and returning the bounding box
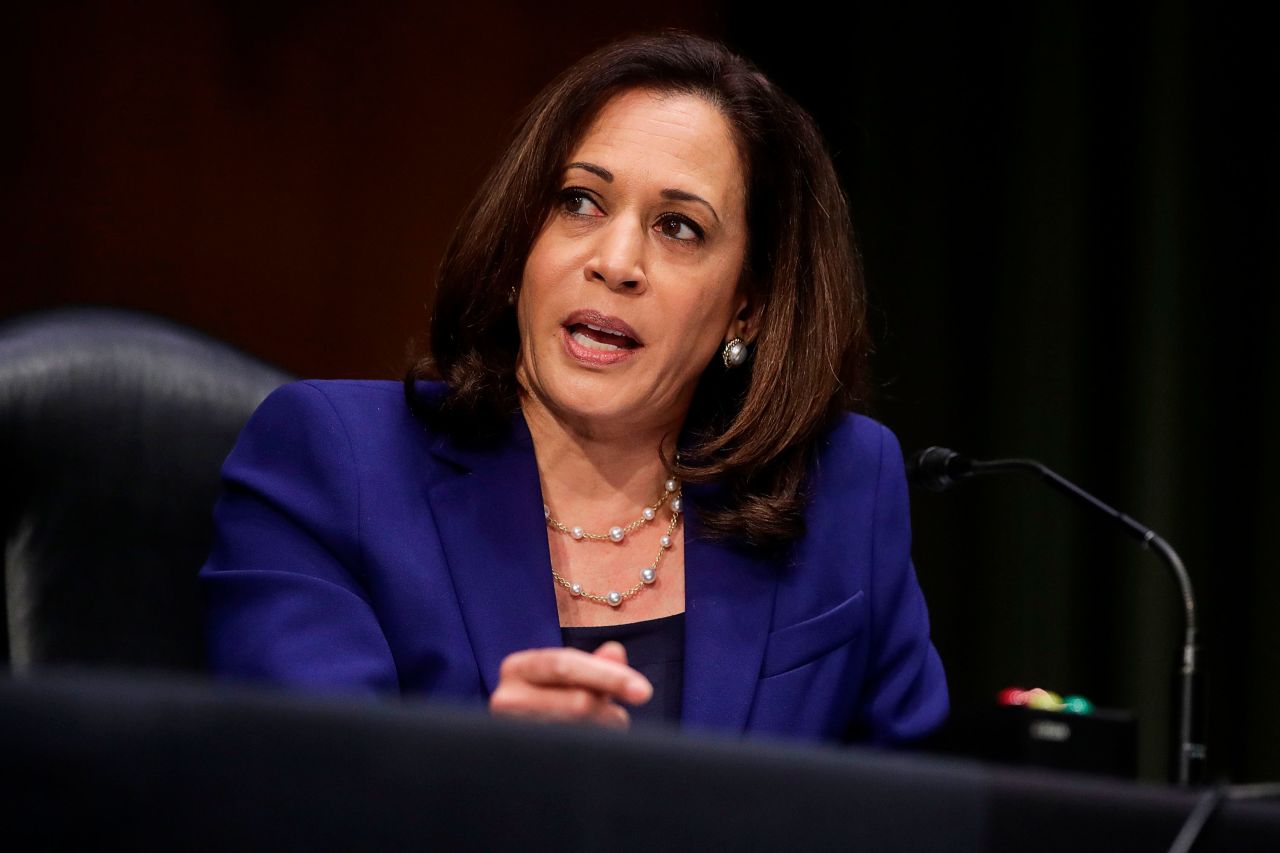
[924,453,1204,786]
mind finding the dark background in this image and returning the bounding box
[6,2,1276,783]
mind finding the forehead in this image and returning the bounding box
[569,89,745,209]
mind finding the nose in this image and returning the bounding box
[584,218,646,293]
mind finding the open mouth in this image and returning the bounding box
[565,322,641,352]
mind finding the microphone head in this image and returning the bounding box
[906,446,970,492]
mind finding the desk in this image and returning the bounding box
[0,673,1275,851]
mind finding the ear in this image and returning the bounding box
[726,284,761,344]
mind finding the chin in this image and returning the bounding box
[527,371,646,429]
[551,377,633,420]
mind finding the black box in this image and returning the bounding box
[931,706,1137,778]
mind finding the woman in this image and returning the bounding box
[199,32,947,745]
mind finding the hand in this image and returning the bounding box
[489,640,653,729]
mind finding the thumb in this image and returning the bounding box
[593,640,628,666]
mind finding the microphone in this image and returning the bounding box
[905,446,972,492]
[907,445,1205,786]
[908,447,1164,543]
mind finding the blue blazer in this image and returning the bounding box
[199,380,947,746]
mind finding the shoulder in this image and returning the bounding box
[228,379,454,480]
[810,411,904,488]
[254,379,442,419]
[245,379,447,442]
[219,379,458,535]
[798,411,910,543]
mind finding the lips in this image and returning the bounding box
[559,309,643,366]
[561,309,643,348]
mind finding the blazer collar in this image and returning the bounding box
[679,478,779,734]
[423,403,778,734]
[424,409,563,697]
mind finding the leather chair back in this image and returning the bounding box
[0,308,291,671]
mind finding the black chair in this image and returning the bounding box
[0,307,291,672]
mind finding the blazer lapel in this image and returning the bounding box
[422,400,781,732]
[424,411,562,696]
[680,480,779,734]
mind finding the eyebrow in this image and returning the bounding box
[660,188,721,224]
[565,161,613,182]
[563,162,722,224]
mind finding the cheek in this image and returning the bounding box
[687,272,743,331]
[666,286,737,364]
[523,240,583,308]
[519,250,562,330]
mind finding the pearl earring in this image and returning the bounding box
[722,337,748,368]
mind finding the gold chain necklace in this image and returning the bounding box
[543,478,682,607]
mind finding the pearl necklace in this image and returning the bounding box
[543,477,683,607]
[545,477,681,543]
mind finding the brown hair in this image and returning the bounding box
[404,31,869,552]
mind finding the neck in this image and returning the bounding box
[519,391,681,523]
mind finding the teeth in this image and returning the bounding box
[585,323,627,337]
[572,331,621,352]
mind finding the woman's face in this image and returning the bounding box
[515,88,751,437]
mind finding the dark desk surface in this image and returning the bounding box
[1,671,1276,851]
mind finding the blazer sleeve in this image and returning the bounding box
[853,423,949,745]
[199,381,399,694]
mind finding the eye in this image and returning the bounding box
[559,188,605,217]
[656,214,704,243]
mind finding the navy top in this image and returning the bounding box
[560,613,685,728]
